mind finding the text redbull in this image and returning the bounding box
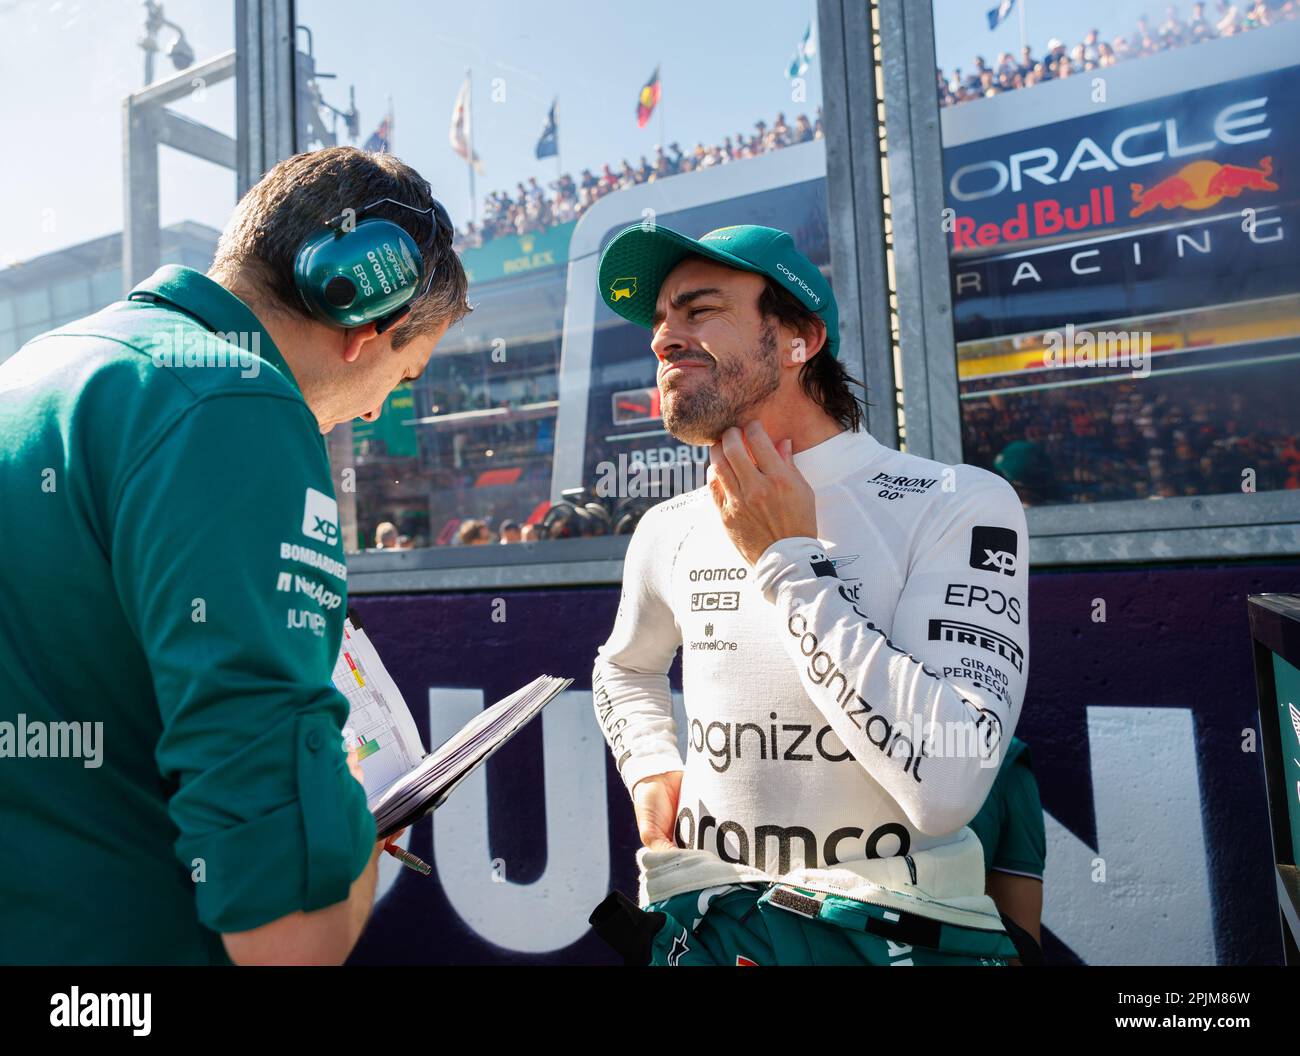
[951,186,1117,250]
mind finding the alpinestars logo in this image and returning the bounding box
[666,929,690,965]
[302,487,339,546]
[969,525,1017,576]
[928,618,1024,673]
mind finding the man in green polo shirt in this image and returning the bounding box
[0,146,469,965]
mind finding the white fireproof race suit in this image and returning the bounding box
[592,426,1030,877]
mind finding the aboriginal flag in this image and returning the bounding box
[636,66,661,128]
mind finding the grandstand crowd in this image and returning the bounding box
[938,0,1298,108]
[452,108,823,251]
[376,0,1300,543]
[451,2,1298,250]
[964,371,1300,504]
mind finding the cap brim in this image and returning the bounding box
[596,225,766,329]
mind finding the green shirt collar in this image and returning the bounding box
[127,265,301,395]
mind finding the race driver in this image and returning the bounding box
[0,147,468,965]
[590,223,1030,965]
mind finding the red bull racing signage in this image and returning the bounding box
[941,64,1298,336]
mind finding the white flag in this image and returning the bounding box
[449,73,484,174]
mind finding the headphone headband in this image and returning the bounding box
[293,195,452,331]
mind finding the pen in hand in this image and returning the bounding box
[350,748,431,875]
[384,836,432,876]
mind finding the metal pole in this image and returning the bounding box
[555,99,562,186]
[817,0,897,445]
[657,65,664,151]
[467,69,477,225]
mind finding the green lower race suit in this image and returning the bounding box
[644,883,1017,966]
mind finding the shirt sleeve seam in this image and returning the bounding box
[989,865,1044,880]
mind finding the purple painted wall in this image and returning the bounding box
[346,559,1300,965]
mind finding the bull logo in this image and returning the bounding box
[1129,157,1277,218]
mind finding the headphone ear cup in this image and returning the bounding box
[293,230,340,323]
[293,218,425,328]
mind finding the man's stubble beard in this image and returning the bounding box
[660,322,781,446]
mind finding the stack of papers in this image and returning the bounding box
[332,613,571,840]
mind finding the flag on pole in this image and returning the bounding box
[364,111,391,153]
[986,0,1015,31]
[450,74,484,173]
[786,22,817,78]
[535,98,558,160]
[635,66,660,129]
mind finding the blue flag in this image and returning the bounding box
[364,114,391,153]
[987,0,1015,31]
[535,98,558,160]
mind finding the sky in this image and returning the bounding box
[932,0,1189,74]
[0,0,1192,270]
[0,0,238,268]
[0,0,822,268]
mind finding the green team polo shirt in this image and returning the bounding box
[968,737,1047,881]
[0,265,376,965]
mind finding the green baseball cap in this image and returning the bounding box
[597,223,839,359]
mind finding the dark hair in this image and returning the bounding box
[210,146,471,349]
[757,278,865,432]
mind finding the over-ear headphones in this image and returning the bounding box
[293,196,451,334]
